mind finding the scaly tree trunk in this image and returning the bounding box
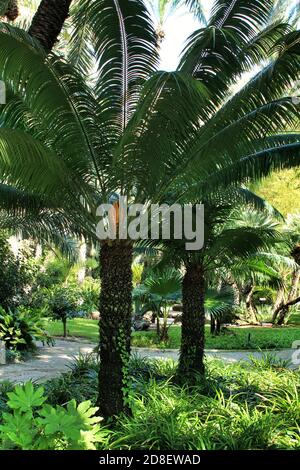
[29,0,73,52]
[178,264,205,383]
[97,241,132,420]
[273,245,300,325]
[275,270,300,325]
[210,315,216,335]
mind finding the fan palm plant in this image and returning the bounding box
[143,268,182,341]
[0,0,299,415]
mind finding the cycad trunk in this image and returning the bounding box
[178,264,205,382]
[29,0,72,51]
[97,241,132,420]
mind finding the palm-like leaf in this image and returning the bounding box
[205,286,235,319]
[69,0,158,136]
[145,268,182,299]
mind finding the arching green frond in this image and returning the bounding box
[209,0,273,40]
[0,26,105,186]
[205,286,235,319]
[208,30,300,129]
[0,128,81,198]
[252,251,299,271]
[178,0,276,108]
[231,257,282,287]
[68,0,97,78]
[183,99,299,180]
[205,215,283,268]
[191,143,300,193]
[70,0,159,136]
[0,183,51,213]
[113,71,210,200]
[0,210,81,261]
[236,188,284,218]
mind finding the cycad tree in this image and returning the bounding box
[0,0,299,417]
[154,201,285,381]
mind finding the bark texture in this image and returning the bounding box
[245,285,259,324]
[273,294,300,325]
[97,242,133,420]
[4,0,19,21]
[28,0,72,51]
[178,264,205,382]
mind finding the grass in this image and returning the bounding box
[45,318,300,350]
[2,354,299,450]
[110,358,300,450]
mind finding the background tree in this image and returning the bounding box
[155,202,285,382]
[272,214,300,324]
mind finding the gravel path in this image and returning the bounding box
[0,340,298,384]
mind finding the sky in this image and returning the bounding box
[158,2,212,71]
[156,0,299,71]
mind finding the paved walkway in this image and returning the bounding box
[0,340,298,384]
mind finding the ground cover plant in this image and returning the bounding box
[0,355,299,450]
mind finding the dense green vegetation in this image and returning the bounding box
[1,355,299,450]
[254,169,300,217]
[0,0,299,452]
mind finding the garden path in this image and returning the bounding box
[0,340,298,384]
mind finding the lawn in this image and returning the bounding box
[45,318,300,350]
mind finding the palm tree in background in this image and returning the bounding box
[150,199,285,381]
[0,0,73,51]
[0,0,299,416]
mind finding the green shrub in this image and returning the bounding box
[1,356,298,450]
[35,258,71,289]
[0,307,53,352]
[0,382,109,450]
[0,382,14,422]
[79,278,100,314]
